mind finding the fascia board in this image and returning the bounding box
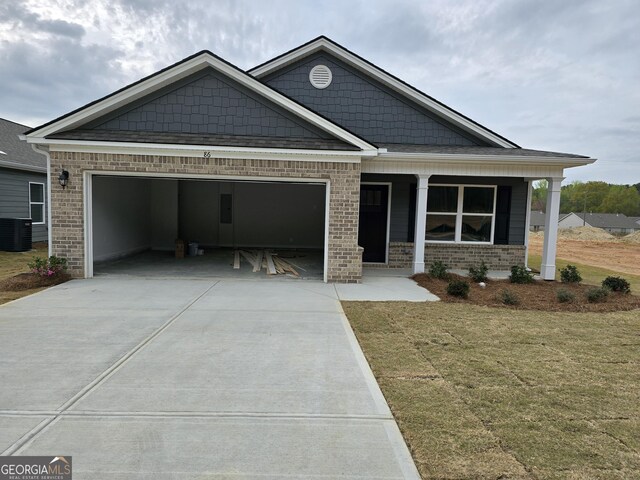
[0,159,47,173]
[379,152,596,168]
[30,138,375,161]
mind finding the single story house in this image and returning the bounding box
[558,212,640,234]
[529,211,571,232]
[22,36,594,282]
[0,118,48,243]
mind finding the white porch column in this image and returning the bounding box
[413,174,430,274]
[541,176,564,280]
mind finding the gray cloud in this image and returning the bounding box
[0,0,637,183]
[0,3,86,38]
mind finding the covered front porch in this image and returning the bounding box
[360,150,586,281]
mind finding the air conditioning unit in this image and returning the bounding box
[0,218,33,252]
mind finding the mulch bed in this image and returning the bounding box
[0,272,71,292]
[413,273,640,312]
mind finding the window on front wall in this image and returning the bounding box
[426,185,496,243]
[29,182,45,225]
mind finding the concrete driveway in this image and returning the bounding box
[0,277,420,479]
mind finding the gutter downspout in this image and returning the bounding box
[31,144,52,257]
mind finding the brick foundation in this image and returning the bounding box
[388,241,526,270]
[49,151,362,283]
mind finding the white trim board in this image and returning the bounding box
[0,159,46,173]
[362,158,570,179]
[249,37,518,148]
[25,51,376,152]
[28,139,372,162]
[28,181,46,225]
[426,184,497,244]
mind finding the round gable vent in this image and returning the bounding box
[309,65,332,89]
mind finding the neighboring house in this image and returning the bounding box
[0,118,48,243]
[528,211,572,232]
[22,36,594,282]
[558,212,640,234]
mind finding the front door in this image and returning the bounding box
[358,184,389,263]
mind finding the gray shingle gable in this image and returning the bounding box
[262,52,487,146]
[86,68,334,140]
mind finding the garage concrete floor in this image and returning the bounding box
[0,277,420,479]
[95,248,325,280]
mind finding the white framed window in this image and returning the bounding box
[426,184,496,243]
[29,182,45,225]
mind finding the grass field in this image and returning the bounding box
[0,243,49,305]
[344,301,640,479]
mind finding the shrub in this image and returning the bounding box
[429,260,449,279]
[28,256,67,278]
[447,279,470,299]
[586,287,609,303]
[498,289,519,305]
[556,288,575,303]
[468,261,489,283]
[602,276,631,294]
[560,264,582,284]
[509,265,534,284]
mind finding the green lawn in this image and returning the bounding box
[344,301,640,479]
[528,253,640,293]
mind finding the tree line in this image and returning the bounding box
[531,181,640,217]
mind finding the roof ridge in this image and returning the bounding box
[0,117,32,129]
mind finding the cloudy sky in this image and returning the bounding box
[1,0,638,183]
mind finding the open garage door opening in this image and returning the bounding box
[89,175,327,281]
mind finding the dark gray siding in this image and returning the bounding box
[362,174,528,246]
[361,174,415,242]
[0,167,48,242]
[87,68,333,140]
[263,52,487,146]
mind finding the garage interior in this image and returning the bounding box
[91,176,326,280]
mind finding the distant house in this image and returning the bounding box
[529,211,570,232]
[0,118,48,243]
[558,212,640,234]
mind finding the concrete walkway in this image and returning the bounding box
[0,278,420,479]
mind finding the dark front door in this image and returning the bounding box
[358,184,389,263]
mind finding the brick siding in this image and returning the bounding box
[49,151,362,283]
[387,241,526,270]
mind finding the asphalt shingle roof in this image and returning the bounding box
[0,118,45,171]
[574,212,640,229]
[530,211,572,227]
[47,129,361,151]
[381,144,589,158]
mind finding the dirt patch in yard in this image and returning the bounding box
[413,273,640,312]
[0,272,71,292]
[529,235,640,277]
[622,230,640,244]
